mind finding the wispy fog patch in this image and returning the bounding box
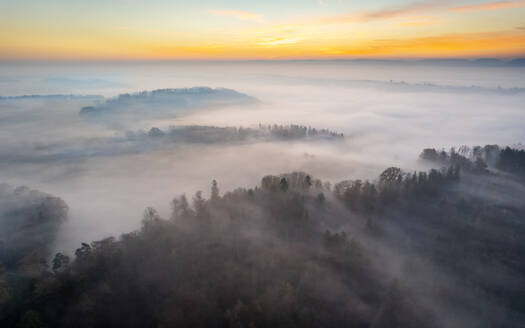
[0,61,524,247]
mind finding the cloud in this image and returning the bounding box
[317,0,446,24]
[256,37,302,47]
[451,0,525,12]
[209,9,264,23]
[319,30,525,57]
[397,16,441,27]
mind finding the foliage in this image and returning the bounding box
[1,145,525,327]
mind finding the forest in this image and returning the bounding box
[80,88,257,116]
[0,144,524,328]
[128,124,344,144]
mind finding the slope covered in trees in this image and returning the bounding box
[420,144,525,176]
[1,145,524,328]
[0,184,68,322]
[0,184,68,269]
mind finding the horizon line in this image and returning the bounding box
[1,57,525,64]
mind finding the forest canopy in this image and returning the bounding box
[0,144,524,328]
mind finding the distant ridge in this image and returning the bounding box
[211,58,525,66]
[342,79,525,94]
[80,87,258,116]
[0,94,103,100]
[259,75,525,95]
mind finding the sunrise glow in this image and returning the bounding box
[1,0,524,60]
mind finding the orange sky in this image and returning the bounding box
[0,0,524,60]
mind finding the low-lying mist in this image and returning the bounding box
[0,61,524,250]
[1,61,525,327]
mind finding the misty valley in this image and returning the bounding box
[3,0,525,325]
[1,61,525,328]
[1,143,525,327]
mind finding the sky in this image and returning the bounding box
[0,0,524,60]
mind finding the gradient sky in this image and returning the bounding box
[1,0,524,60]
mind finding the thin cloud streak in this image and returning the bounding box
[451,0,525,12]
[397,16,442,27]
[209,9,264,23]
[316,0,447,24]
[256,37,302,47]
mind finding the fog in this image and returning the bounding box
[1,60,525,327]
[0,61,524,250]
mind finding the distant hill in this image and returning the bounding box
[80,87,258,116]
